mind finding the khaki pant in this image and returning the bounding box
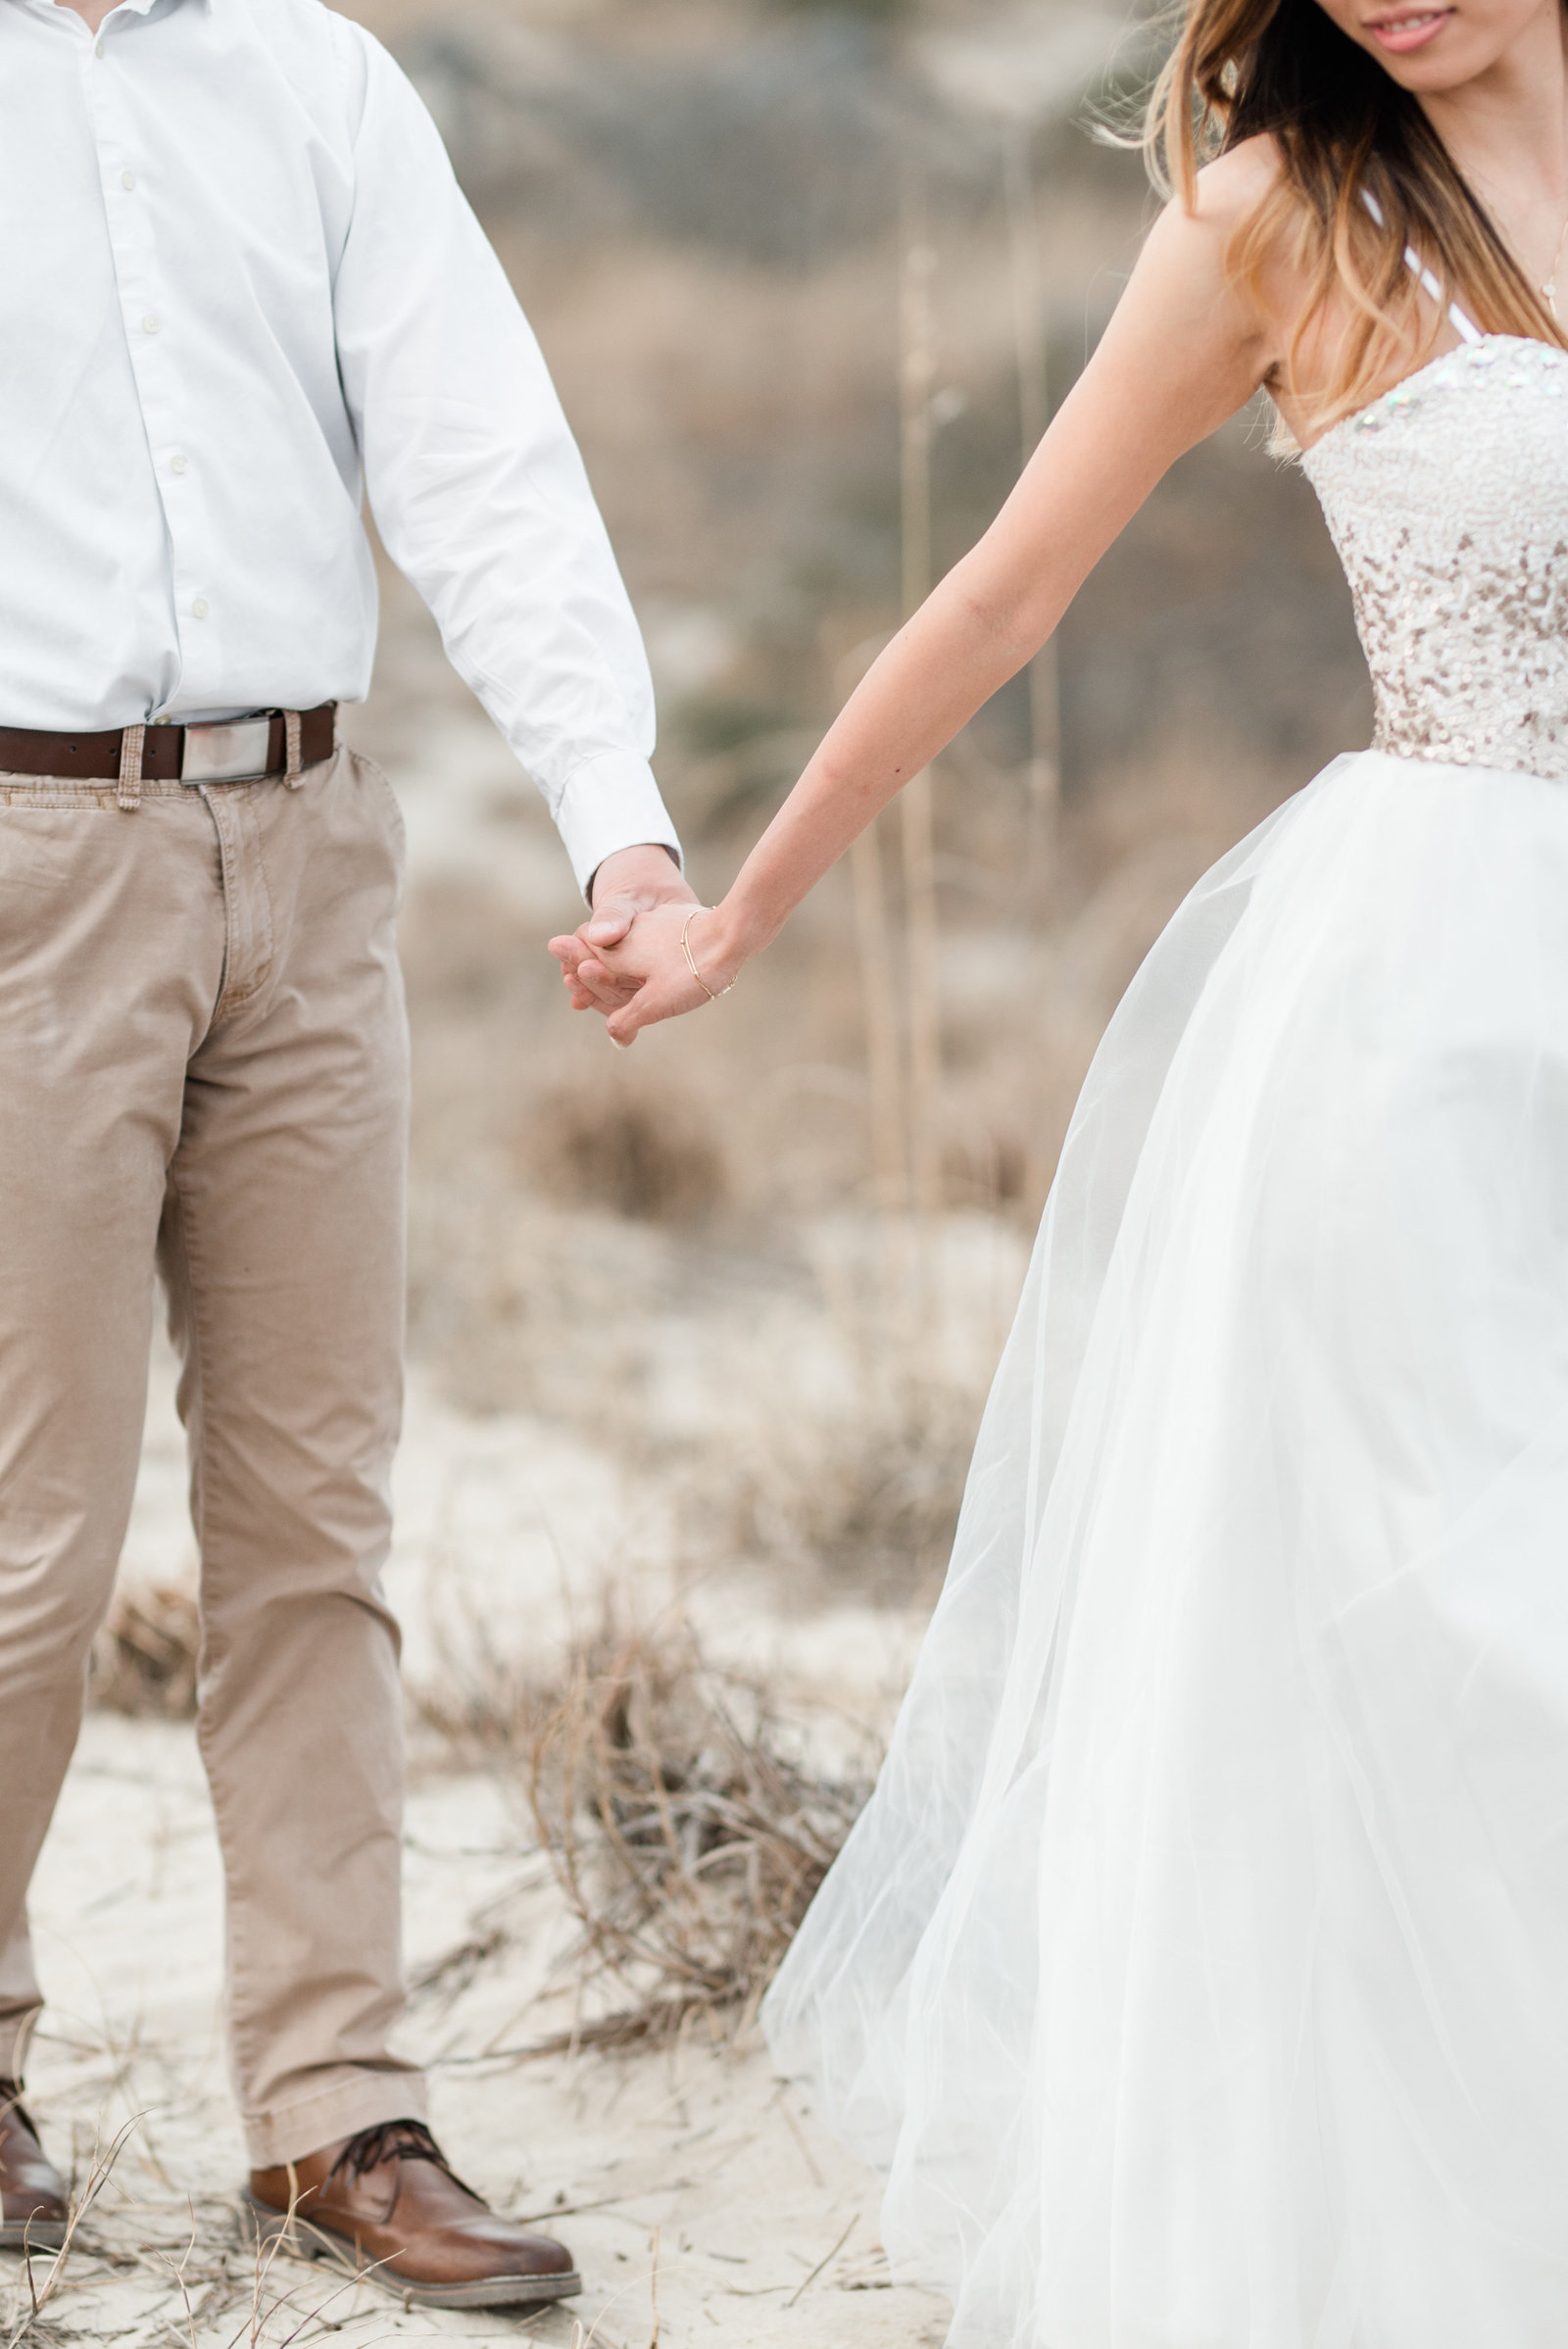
[0,747,425,2165]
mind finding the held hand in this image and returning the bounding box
[549,844,697,1014]
[587,902,743,1048]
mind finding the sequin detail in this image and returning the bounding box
[1301,337,1568,779]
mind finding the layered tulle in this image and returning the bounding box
[764,749,1568,2349]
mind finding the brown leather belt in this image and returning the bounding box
[0,704,337,785]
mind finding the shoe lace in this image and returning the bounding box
[326,2118,477,2199]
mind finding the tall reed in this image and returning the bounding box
[850,817,909,1212]
[898,163,944,1218]
[1005,125,1062,891]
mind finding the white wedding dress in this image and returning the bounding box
[764,311,1568,2348]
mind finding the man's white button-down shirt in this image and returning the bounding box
[1,0,679,891]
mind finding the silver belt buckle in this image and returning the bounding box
[180,716,272,784]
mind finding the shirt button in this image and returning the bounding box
[191,597,210,619]
[141,314,161,335]
[170,453,188,475]
[122,171,136,192]
[94,37,105,56]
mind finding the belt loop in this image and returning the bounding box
[284,709,303,788]
[117,722,146,812]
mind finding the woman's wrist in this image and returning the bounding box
[691,898,760,992]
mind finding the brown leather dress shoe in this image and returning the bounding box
[0,2082,68,2251]
[245,2119,580,2310]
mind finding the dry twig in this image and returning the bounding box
[88,1587,201,1722]
[421,1612,875,2050]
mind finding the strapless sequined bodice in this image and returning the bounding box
[1300,336,1568,779]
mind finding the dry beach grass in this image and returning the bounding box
[424,1612,877,2054]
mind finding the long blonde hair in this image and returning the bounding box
[1145,0,1567,430]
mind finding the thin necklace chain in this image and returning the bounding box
[1543,114,1568,321]
[1545,202,1568,321]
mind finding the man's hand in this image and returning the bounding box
[548,845,697,1016]
[581,900,744,1048]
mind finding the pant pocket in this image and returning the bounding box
[350,751,407,878]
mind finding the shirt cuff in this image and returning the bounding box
[551,751,684,902]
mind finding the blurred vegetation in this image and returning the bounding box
[382,0,1363,821]
[773,0,911,17]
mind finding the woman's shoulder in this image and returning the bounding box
[1192,133,1289,222]
[1141,132,1308,342]
[1140,133,1292,262]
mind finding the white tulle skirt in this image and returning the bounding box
[764,749,1568,2349]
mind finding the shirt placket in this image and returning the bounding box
[79,13,220,719]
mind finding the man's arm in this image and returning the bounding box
[328,21,693,910]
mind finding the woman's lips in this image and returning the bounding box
[1365,7,1453,49]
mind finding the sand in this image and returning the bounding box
[2,1351,950,2349]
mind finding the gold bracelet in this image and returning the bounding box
[680,907,735,1003]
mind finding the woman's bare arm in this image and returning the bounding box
[551,140,1292,1041]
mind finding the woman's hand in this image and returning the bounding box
[549,844,699,1016]
[563,901,746,1047]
